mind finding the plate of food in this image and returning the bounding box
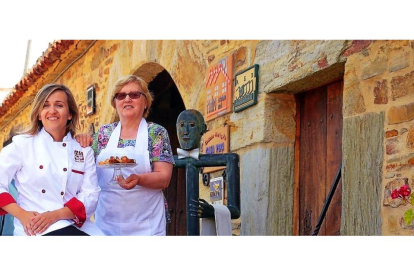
[97,156,137,185]
[97,156,137,169]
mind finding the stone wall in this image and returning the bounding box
[255,40,350,94]
[2,40,414,235]
[0,40,262,236]
[343,40,414,235]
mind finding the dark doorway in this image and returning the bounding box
[296,80,343,236]
[147,69,187,236]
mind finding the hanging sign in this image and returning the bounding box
[205,55,234,121]
[209,177,224,202]
[200,125,229,173]
[233,64,259,112]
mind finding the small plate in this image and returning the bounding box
[97,163,138,169]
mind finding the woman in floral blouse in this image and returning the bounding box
[79,75,174,235]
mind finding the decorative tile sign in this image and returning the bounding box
[209,177,224,202]
[233,64,259,112]
[200,125,229,173]
[205,55,233,121]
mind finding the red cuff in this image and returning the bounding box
[0,192,17,216]
[64,197,86,227]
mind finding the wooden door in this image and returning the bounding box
[296,80,343,236]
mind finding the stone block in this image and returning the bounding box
[104,57,113,66]
[343,87,366,117]
[407,127,414,148]
[387,215,399,233]
[361,49,370,57]
[240,146,294,235]
[235,47,246,67]
[382,40,409,51]
[383,178,409,208]
[386,138,399,155]
[388,102,414,124]
[342,40,373,57]
[264,94,296,143]
[385,129,398,138]
[385,172,395,179]
[387,153,414,171]
[400,216,414,229]
[361,56,387,80]
[391,70,414,100]
[389,51,410,72]
[342,112,384,235]
[373,79,388,104]
[255,40,346,94]
[90,46,109,71]
[343,67,366,117]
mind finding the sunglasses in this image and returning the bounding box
[114,91,144,100]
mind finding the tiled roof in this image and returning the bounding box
[0,40,74,116]
[0,88,12,104]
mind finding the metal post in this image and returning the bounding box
[186,163,200,236]
[23,40,31,76]
[0,215,4,236]
[312,164,342,236]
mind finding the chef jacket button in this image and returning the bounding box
[63,168,67,172]
[61,191,64,196]
[63,143,66,147]
[42,189,46,193]
[39,165,43,169]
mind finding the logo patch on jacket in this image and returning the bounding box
[74,150,85,163]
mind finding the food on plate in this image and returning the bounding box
[98,156,135,165]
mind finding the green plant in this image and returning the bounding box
[391,184,414,225]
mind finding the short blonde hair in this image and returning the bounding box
[22,83,79,137]
[110,75,153,118]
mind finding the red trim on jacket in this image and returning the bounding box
[0,192,17,216]
[71,169,84,175]
[64,197,86,227]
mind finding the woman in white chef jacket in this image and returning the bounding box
[84,75,174,236]
[0,84,103,236]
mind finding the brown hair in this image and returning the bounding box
[110,75,153,118]
[21,83,79,137]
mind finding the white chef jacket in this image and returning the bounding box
[0,128,101,236]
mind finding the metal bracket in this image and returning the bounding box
[202,173,211,186]
[222,169,227,182]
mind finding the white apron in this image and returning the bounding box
[95,119,166,236]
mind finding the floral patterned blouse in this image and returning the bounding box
[91,121,175,166]
[91,121,174,223]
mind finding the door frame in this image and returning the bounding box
[146,69,187,235]
[293,78,343,235]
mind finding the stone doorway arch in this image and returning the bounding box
[133,63,187,235]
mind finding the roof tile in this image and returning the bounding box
[1,40,75,118]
